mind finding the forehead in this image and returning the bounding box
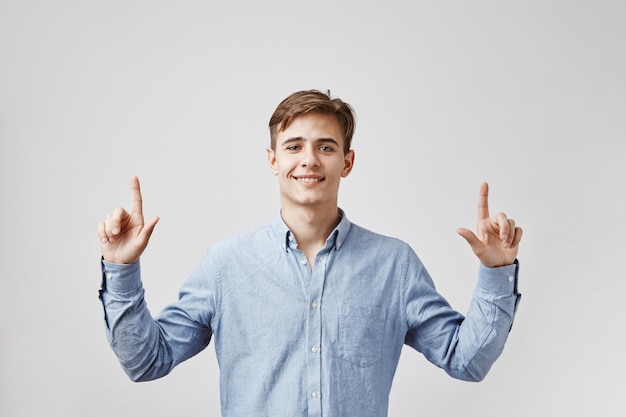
[278,113,344,143]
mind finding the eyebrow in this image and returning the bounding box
[281,137,341,147]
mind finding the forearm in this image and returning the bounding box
[406,259,521,382]
[99,260,176,381]
[453,261,521,381]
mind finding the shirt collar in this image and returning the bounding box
[271,208,351,252]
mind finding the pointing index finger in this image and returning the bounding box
[130,176,143,216]
[477,182,490,221]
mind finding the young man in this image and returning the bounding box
[98,90,522,417]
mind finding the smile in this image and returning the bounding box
[294,176,323,183]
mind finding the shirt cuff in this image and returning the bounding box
[100,258,143,293]
[476,259,520,295]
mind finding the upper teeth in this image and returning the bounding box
[297,177,320,183]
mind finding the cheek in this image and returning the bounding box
[276,158,298,175]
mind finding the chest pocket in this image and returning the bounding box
[338,304,386,367]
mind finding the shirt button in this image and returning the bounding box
[311,391,319,399]
[300,259,307,265]
[311,301,318,309]
[508,276,514,282]
[288,235,293,241]
[106,272,113,280]
[311,345,318,353]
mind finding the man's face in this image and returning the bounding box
[267,113,354,211]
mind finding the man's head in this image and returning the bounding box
[269,90,355,154]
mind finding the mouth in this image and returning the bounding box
[293,175,324,183]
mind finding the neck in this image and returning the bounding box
[280,202,340,264]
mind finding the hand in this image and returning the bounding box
[97,176,159,264]
[457,182,523,268]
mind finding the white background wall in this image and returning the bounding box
[1,1,624,416]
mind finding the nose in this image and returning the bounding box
[301,146,320,168]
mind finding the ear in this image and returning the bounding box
[267,147,279,176]
[341,150,355,178]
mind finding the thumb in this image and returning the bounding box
[138,216,160,244]
[457,227,482,255]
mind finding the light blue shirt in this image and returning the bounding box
[99,211,521,417]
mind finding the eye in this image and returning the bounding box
[319,145,334,152]
[286,145,300,151]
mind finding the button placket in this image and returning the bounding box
[306,253,325,417]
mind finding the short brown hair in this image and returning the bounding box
[269,90,356,154]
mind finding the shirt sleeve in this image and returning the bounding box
[98,257,214,382]
[403,253,521,382]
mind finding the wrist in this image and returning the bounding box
[100,258,142,293]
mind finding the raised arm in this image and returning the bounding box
[97,176,159,264]
[97,177,212,381]
[405,183,523,381]
[457,182,523,267]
